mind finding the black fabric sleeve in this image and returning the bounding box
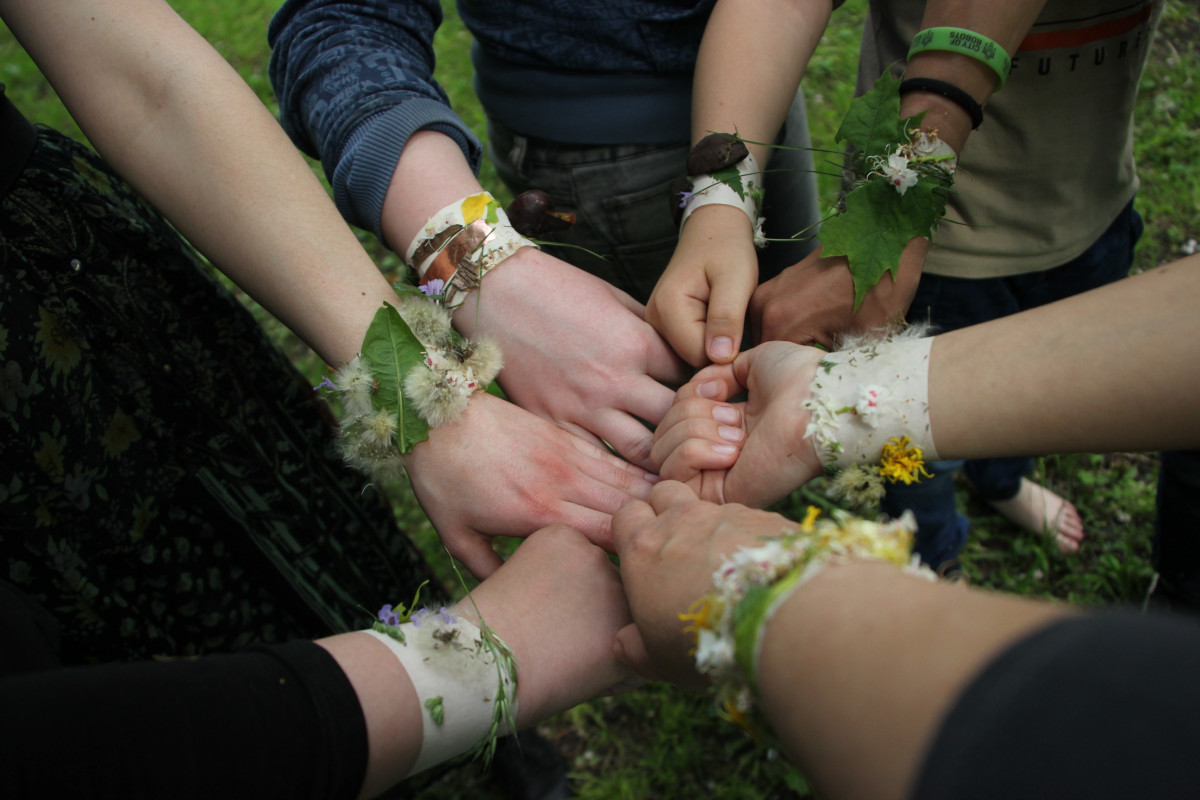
[911,611,1200,800]
[0,640,368,800]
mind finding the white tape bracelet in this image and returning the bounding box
[406,192,538,309]
[363,616,515,776]
[802,332,938,468]
[680,152,764,231]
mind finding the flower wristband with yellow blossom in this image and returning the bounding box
[802,327,938,509]
[406,192,538,309]
[682,507,934,739]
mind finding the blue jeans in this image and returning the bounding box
[487,91,821,303]
[885,200,1144,567]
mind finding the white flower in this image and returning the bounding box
[854,384,887,427]
[694,627,736,677]
[881,151,919,195]
[753,216,768,249]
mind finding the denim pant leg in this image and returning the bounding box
[1154,451,1200,607]
[882,459,969,567]
[892,201,1142,564]
[486,91,820,303]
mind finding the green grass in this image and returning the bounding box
[4,0,1198,797]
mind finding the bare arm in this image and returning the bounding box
[612,481,1072,800]
[654,255,1200,505]
[0,0,393,366]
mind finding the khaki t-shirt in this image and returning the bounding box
[857,0,1161,278]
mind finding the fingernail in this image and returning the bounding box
[697,380,721,399]
[712,443,738,455]
[718,425,743,442]
[712,405,739,425]
[708,336,734,359]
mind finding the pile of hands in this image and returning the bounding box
[407,232,925,714]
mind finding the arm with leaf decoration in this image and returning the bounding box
[750,0,1048,350]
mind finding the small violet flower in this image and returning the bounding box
[313,376,337,392]
[377,604,400,627]
[677,189,698,209]
[420,278,446,297]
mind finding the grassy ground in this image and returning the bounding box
[4,0,1198,797]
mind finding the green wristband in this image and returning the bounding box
[732,565,807,695]
[908,27,1011,90]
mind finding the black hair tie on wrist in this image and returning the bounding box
[898,77,984,130]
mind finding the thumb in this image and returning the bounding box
[705,270,756,364]
[445,532,504,580]
[613,623,657,678]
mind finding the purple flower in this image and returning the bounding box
[420,278,446,297]
[677,190,698,209]
[435,607,457,625]
[377,604,400,626]
[313,376,337,392]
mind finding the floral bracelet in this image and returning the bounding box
[683,506,933,739]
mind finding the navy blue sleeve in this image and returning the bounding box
[268,0,483,239]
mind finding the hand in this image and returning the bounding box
[650,341,824,506]
[453,248,692,471]
[749,239,927,349]
[404,392,658,578]
[645,205,759,367]
[455,525,634,727]
[611,481,797,688]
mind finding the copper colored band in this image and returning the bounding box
[418,219,496,288]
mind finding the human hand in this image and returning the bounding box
[650,341,825,506]
[645,205,759,367]
[749,239,928,349]
[455,525,633,727]
[611,481,796,688]
[404,392,658,578]
[452,248,692,471]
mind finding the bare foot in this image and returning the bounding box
[987,478,1085,554]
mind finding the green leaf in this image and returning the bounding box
[425,696,445,726]
[821,177,950,309]
[360,303,430,452]
[835,71,910,156]
[707,163,747,201]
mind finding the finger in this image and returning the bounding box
[611,496,657,555]
[588,408,661,472]
[704,271,756,364]
[612,624,660,679]
[650,399,744,468]
[645,332,695,386]
[657,436,741,486]
[647,292,709,369]
[446,532,504,580]
[646,479,701,514]
[671,362,742,405]
[550,504,618,553]
[618,376,680,429]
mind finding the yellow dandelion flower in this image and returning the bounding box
[679,596,715,637]
[35,307,82,375]
[34,432,65,480]
[878,436,933,485]
[799,505,821,532]
[101,408,141,459]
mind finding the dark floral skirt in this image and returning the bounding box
[0,126,441,664]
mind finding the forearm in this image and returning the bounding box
[4,0,393,366]
[757,561,1071,800]
[900,0,1048,153]
[268,0,481,238]
[929,256,1200,459]
[692,0,830,166]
